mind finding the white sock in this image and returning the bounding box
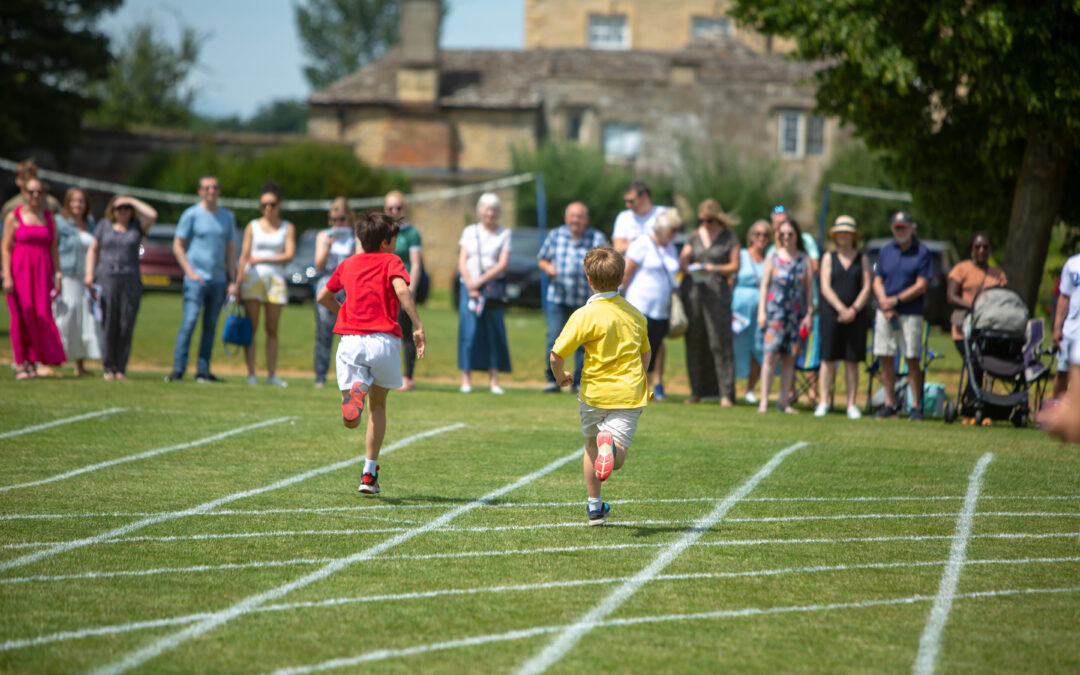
[588,497,602,511]
[364,459,378,475]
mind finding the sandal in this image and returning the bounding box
[15,367,34,380]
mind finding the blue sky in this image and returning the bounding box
[99,0,524,118]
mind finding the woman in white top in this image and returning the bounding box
[312,196,356,388]
[622,209,681,400]
[457,192,512,394]
[53,187,102,375]
[237,182,296,387]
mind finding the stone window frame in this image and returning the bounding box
[690,16,733,41]
[587,14,630,50]
[777,108,826,159]
[602,122,642,161]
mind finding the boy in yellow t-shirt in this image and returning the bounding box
[551,247,651,526]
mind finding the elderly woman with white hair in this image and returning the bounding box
[621,208,682,400]
[457,192,512,394]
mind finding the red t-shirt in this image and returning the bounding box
[325,252,410,337]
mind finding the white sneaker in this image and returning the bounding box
[459,384,472,393]
[744,391,758,404]
[490,384,505,395]
[814,402,829,417]
[246,375,257,386]
[847,405,862,420]
[266,376,288,388]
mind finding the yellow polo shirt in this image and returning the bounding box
[552,292,651,409]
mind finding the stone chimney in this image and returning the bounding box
[396,0,441,105]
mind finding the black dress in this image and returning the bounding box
[819,250,869,362]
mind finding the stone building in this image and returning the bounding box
[307,0,843,286]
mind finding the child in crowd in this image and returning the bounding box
[550,247,651,525]
[316,212,425,494]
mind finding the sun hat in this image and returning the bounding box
[698,198,740,227]
[828,215,860,240]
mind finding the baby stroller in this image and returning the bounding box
[943,286,1050,427]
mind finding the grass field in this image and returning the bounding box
[1,349,1079,672]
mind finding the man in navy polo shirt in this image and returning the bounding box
[872,210,933,420]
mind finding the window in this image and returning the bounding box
[587,14,629,50]
[602,123,641,160]
[777,109,826,158]
[691,16,732,41]
[565,110,584,141]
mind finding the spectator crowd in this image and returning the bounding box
[3,158,1077,431]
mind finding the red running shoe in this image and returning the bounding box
[595,430,614,481]
[342,382,367,428]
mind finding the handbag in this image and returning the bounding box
[475,227,508,307]
[221,300,253,354]
[668,290,689,339]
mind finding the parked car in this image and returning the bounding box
[452,227,544,310]
[285,228,320,303]
[865,237,959,330]
[138,224,184,291]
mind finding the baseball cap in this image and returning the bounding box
[890,210,913,226]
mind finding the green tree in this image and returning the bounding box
[295,0,402,90]
[732,0,1080,308]
[85,20,203,129]
[672,139,798,236]
[511,141,673,237]
[0,0,119,161]
[244,99,308,134]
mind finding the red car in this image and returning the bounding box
[139,224,185,291]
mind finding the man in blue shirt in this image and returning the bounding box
[872,210,933,419]
[537,201,607,391]
[166,175,239,382]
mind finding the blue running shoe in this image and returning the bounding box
[587,501,610,526]
[653,384,665,400]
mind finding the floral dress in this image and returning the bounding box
[763,251,807,356]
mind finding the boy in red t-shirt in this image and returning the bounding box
[317,212,426,494]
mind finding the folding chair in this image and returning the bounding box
[792,314,821,405]
[864,319,941,414]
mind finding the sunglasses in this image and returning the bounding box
[260,201,279,209]
[200,185,220,192]
[386,205,404,212]
[329,216,347,224]
[751,231,769,237]
[27,189,43,196]
[701,217,720,224]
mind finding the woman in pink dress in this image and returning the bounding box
[2,178,66,379]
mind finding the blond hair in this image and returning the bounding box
[584,247,625,292]
[61,187,90,221]
[654,209,682,233]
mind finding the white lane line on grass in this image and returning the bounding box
[269,585,1080,674]
[0,407,125,442]
[913,453,992,675]
[517,441,806,675]
[90,445,581,675]
[6,495,1079,521]
[0,423,465,573]
[0,417,291,493]
[13,556,1079,653]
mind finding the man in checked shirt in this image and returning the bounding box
[537,201,608,392]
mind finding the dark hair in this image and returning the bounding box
[260,181,282,200]
[625,181,651,198]
[356,211,401,252]
[970,231,992,250]
[779,217,807,253]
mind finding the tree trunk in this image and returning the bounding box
[1003,130,1072,310]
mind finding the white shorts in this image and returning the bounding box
[1057,337,1077,372]
[579,402,643,450]
[335,333,403,392]
[873,311,924,360]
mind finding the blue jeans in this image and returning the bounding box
[544,301,584,385]
[171,278,227,375]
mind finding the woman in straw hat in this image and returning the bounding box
[815,215,872,418]
[679,198,740,406]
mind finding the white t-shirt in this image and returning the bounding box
[624,233,680,319]
[1060,253,1080,340]
[612,206,666,243]
[459,224,512,279]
